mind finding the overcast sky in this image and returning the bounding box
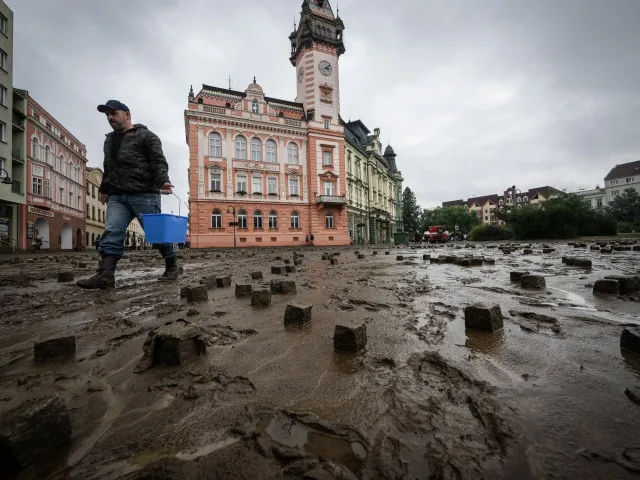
[9,0,640,211]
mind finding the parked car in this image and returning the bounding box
[426,225,448,243]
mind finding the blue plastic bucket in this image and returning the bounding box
[141,214,188,243]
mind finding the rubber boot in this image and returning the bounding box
[76,255,118,289]
[158,256,180,282]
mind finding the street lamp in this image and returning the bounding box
[0,168,12,185]
[226,206,237,249]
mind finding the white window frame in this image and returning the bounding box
[290,212,299,229]
[323,181,334,196]
[325,212,334,228]
[236,174,247,193]
[0,85,7,106]
[252,99,259,114]
[211,209,222,228]
[323,151,332,166]
[209,171,221,192]
[287,143,299,165]
[237,210,248,229]
[32,176,43,195]
[289,177,299,196]
[324,118,330,129]
[268,211,278,229]
[235,136,247,160]
[254,211,263,229]
[266,139,277,163]
[267,176,277,195]
[251,175,262,193]
[209,133,222,157]
[251,137,262,162]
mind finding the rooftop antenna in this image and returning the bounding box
[253,76,257,84]
[228,74,232,89]
[336,1,339,17]
[294,17,297,30]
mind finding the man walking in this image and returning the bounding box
[77,100,179,289]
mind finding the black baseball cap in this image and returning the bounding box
[97,100,130,113]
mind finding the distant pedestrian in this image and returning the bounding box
[77,100,179,289]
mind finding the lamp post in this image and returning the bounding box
[0,168,12,185]
[226,206,237,249]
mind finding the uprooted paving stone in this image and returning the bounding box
[593,279,619,295]
[464,305,504,332]
[564,258,593,269]
[251,271,263,280]
[521,275,546,289]
[509,311,562,335]
[334,324,367,353]
[235,284,253,298]
[34,335,76,362]
[604,275,639,295]
[185,285,208,303]
[620,327,640,356]
[271,280,297,294]
[271,266,284,274]
[216,277,232,288]
[396,255,404,261]
[0,395,72,470]
[510,271,530,283]
[251,289,272,307]
[200,276,217,289]
[330,257,339,265]
[285,265,296,273]
[284,303,313,325]
[57,271,74,282]
[134,321,206,372]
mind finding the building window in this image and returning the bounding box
[251,137,262,161]
[44,178,51,198]
[0,49,6,71]
[236,174,248,193]
[627,177,634,183]
[323,181,334,196]
[252,175,262,193]
[290,211,299,229]
[252,98,259,114]
[32,176,43,195]
[267,177,277,195]
[0,15,7,36]
[523,196,529,203]
[238,210,248,229]
[596,198,603,207]
[325,212,334,228]
[31,138,39,160]
[0,85,6,106]
[92,185,96,198]
[266,139,277,163]
[45,146,51,165]
[209,171,221,191]
[254,210,263,228]
[86,203,90,218]
[347,157,352,173]
[211,209,222,228]
[235,135,247,160]
[269,211,278,229]
[0,121,5,142]
[287,143,299,164]
[209,132,222,157]
[289,177,299,196]
[612,190,619,196]
[323,151,332,166]
[324,118,330,129]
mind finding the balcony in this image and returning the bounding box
[11,180,22,195]
[317,194,347,206]
[12,112,25,131]
[11,147,24,164]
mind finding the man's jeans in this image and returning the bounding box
[99,193,174,259]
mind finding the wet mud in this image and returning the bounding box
[0,241,639,479]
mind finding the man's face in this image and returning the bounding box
[105,109,130,131]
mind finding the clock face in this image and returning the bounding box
[298,68,304,83]
[318,61,332,76]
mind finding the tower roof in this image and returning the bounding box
[290,0,345,65]
[384,145,396,156]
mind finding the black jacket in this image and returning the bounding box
[99,124,170,194]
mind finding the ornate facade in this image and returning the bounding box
[344,120,403,244]
[185,0,349,248]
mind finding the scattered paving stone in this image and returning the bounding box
[334,324,367,353]
[484,258,496,265]
[634,246,640,252]
[604,276,638,294]
[601,248,612,254]
[186,309,199,317]
[357,254,365,260]
[590,246,600,251]
[621,327,640,356]
[423,254,430,260]
[34,335,76,362]
[470,258,483,266]
[284,303,313,325]
[396,255,404,261]
[283,259,291,265]
[564,258,592,268]
[373,251,378,256]
[464,305,504,332]
[332,252,340,256]
[523,249,533,255]
[593,279,619,295]
[330,257,339,265]
[0,395,72,470]
[134,322,206,372]
[271,266,284,274]
[295,259,303,266]
[510,271,530,283]
[321,254,329,261]
[271,280,297,294]
[235,284,253,298]
[542,248,555,254]
[457,259,471,267]
[385,251,390,255]
[251,289,271,307]
[285,265,296,273]
[438,257,448,264]
[180,286,190,298]
[521,275,546,289]
[78,262,87,268]
[251,271,263,280]
[200,277,217,289]
[215,277,231,288]
[57,272,74,282]
[354,251,360,255]
[186,285,208,303]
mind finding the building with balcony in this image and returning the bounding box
[25,92,87,251]
[344,120,403,244]
[185,0,349,247]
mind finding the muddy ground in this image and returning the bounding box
[0,240,639,480]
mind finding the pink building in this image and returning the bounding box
[185,0,350,248]
[25,93,87,251]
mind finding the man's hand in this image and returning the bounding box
[99,193,109,205]
[160,183,174,195]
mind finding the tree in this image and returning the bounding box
[420,206,480,235]
[608,188,640,224]
[401,187,421,237]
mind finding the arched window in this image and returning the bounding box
[523,196,529,203]
[91,232,95,244]
[287,142,298,164]
[253,210,263,229]
[516,196,522,203]
[235,135,247,160]
[209,132,221,157]
[251,137,262,161]
[266,139,277,163]
[211,209,222,228]
[86,231,90,246]
[238,210,248,229]
[290,211,299,229]
[499,199,504,206]
[252,98,259,114]
[269,211,278,229]
[31,137,39,161]
[325,212,334,229]
[59,155,64,174]
[45,145,51,165]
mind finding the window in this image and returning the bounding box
[266,139,277,162]
[325,212,334,228]
[209,171,221,191]
[0,121,5,142]
[252,99,259,114]
[499,199,504,206]
[45,146,51,165]
[596,198,603,207]
[523,196,529,203]
[209,132,222,157]
[0,49,6,71]
[269,211,278,229]
[92,185,96,198]
[251,137,262,161]
[612,190,619,196]
[44,178,51,198]
[0,15,7,36]
[291,211,299,229]
[92,206,95,220]
[236,174,247,193]
[86,203,90,218]
[323,181,334,196]
[252,175,262,193]
[0,85,6,106]
[289,177,299,196]
[287,143,299,164]
[627,177,634,183]
[347,157,352,173]
[97,208,100,221]
[211,209,222,228]
[324,118,330,129]
[235,135,247,160]
[32,177,43,195]
[238,210,248,229]
[254,210,263,228]
[323,151,332,166]
[268,177,277,195]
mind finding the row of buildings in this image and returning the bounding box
[573,160,640,208]
[184,0,403,248]
[0,0,143,252]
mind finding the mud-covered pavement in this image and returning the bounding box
[1,241,639,480]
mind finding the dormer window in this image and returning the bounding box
[252,99,259,114]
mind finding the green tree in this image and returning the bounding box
[608,188,640,224]
[402,187,421,237]
[420,206,480,235]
